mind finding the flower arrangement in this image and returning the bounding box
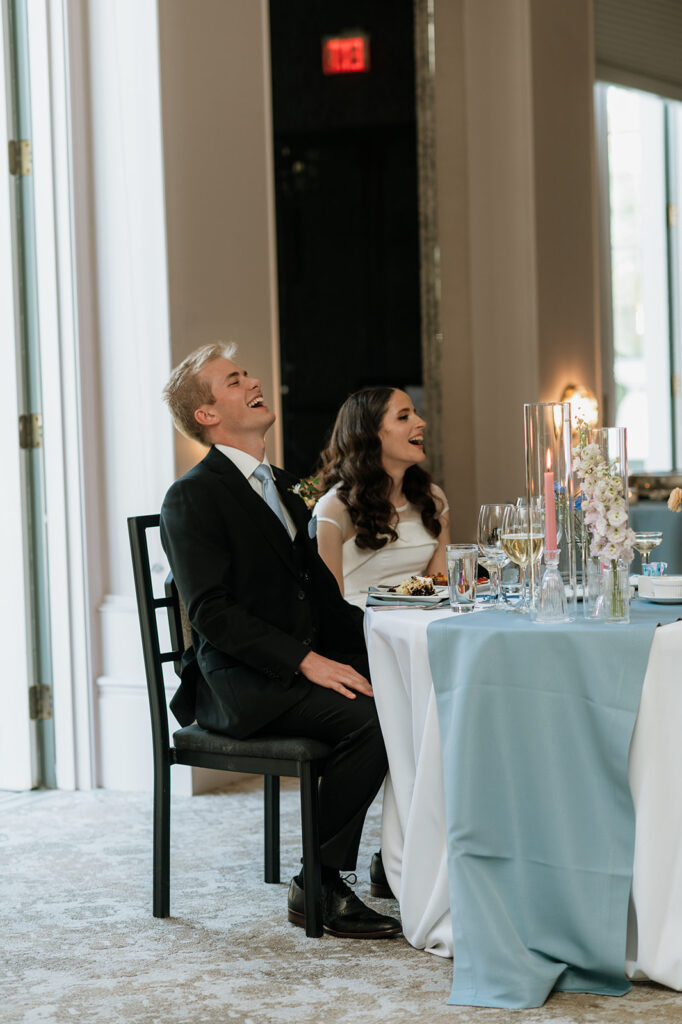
[668,487,682,512]
[572,438,635,565]
[573,429,635,622]
[289,476,320,510]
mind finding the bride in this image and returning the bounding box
[313,387,450,608]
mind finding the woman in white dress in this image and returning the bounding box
[313,387,451,609]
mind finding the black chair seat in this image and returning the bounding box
[173,725,331,762]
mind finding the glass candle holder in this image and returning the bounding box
[524,401,578,621]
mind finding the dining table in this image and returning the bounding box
[365,598,682,1009]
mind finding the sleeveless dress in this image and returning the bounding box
[313,484,450,609]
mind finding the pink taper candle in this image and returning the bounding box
[544,449,557,549]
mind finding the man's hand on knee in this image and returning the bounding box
[298,651,373,700]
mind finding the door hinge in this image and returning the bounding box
[672,373,681,399]
[28,684,53,721]
[668,203,678,229]
[18,413,43,449]
[8,139,32,176]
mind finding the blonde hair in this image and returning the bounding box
[163,342,237,443]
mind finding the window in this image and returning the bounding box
[597,82,682,473]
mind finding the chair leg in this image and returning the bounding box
[153,757,171,917]
[264,774,280,883]
[300,762,323,937]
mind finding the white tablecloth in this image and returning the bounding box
[365,606,682,988]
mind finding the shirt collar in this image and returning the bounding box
[214,444,272,482]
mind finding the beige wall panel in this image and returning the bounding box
[530,0,600,406]
[433,0,477,540]
[433,0,599,536]
[158,0,282,476]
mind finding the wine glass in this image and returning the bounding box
[477,504,513,605]
[500,504,545,613]
[633,531,663,572]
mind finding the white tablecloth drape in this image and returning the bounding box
[365,606,682,989]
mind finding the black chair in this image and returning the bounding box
[128,513,330,936]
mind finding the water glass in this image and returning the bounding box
[446,544,478,613]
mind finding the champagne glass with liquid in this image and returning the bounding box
[477,504,513,605]
[633,531,663,571]
[501,504,545,613]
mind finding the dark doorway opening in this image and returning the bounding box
[269,0,422,478]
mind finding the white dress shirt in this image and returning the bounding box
[215,444,296,539]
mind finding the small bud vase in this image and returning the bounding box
[582,548,602,619]
[597,560,630,624]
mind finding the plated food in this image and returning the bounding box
[368,575,448,605]
[387,575,436,596]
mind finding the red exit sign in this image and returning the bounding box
[322,33,370,75]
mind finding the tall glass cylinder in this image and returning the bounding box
[576,426,629,620]
[524,402,578,621]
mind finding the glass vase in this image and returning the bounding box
[582,547,602,619]
[524,401,578,621]
[598,560,630,624]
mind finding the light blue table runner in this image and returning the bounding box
[427,603,682,1009]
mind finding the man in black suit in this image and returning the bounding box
[160,342,399,938]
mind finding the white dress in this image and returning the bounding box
[313,484,449,609]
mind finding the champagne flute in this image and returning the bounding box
[633,531,663,571]
[477,504,513,606]
[500,504,545,613]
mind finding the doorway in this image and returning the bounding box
[1,0,56,788]
[268,0,422,478]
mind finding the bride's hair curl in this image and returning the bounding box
[315,387,441,551]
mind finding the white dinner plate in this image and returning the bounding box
[638,595,682,605]
[368,586,448,605]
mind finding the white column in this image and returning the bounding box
[68,0,179,790]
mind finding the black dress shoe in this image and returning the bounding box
[288,876,401,939]
[370,850,395,900]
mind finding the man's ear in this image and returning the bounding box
[194,405,219,427]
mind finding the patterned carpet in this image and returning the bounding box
[2,780,681,1024]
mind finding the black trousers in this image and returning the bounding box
[255,686,388,871]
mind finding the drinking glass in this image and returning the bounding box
[446,544,478,613]
[477,504,513,605]
[500,504,544,613]
[633,531,663,570]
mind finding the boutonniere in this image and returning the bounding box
[289,476,320,510]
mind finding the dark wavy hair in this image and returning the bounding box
[315,387,441,551]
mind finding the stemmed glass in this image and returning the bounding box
[477,504,513,606]
[500,503,545,613]
[633,531,663,571]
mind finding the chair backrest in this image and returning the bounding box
[128,514,183,760]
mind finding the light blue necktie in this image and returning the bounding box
[252,463,290,535]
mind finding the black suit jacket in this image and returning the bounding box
[160,446,367,737]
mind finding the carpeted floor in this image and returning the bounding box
[2,780,682,1024]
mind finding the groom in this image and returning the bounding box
[160,342,399,938]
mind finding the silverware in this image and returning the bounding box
[368,602,449,611]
